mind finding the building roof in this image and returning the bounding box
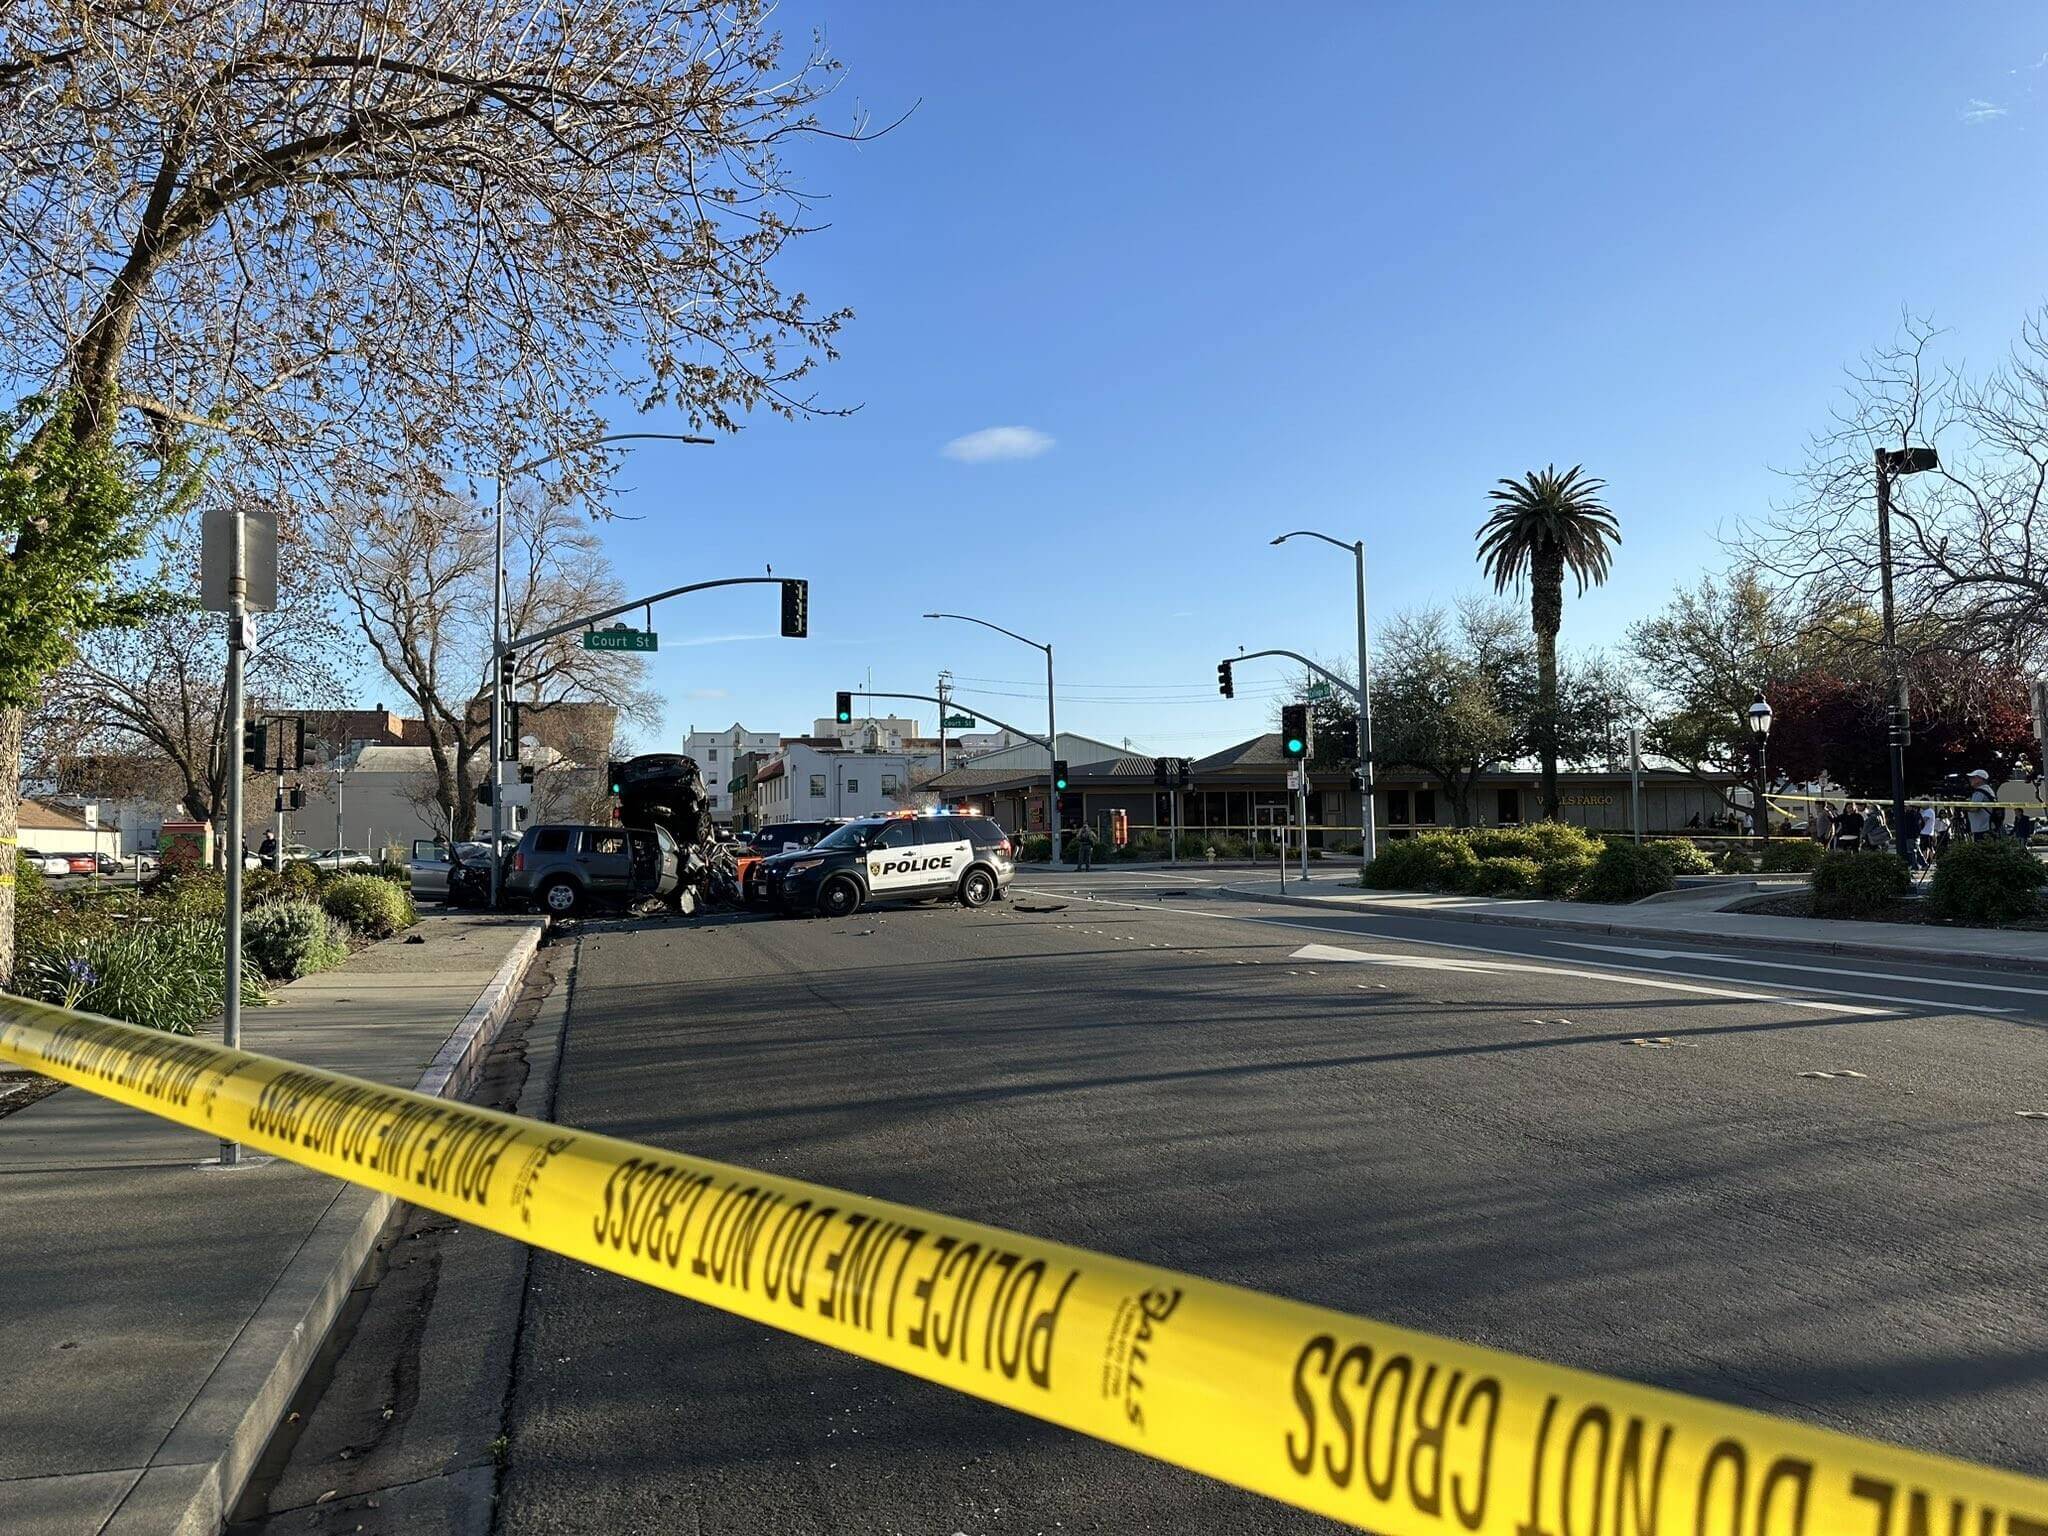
[19,798,91,832]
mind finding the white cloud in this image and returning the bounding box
[1961,98,2008,122]
[941,425,1054,463]
[684,687,730,701]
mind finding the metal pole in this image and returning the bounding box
[1353,540,1378,872]
[489,479,505,908]
[937,674,949,776]
[272,749,285,872]
[1170,769,1179,865]
[1875,451,1911,855]
[1297,768,1310,881]
[1628,725,1643,844]
[1046,644,1061,869]
[221,509,247,1167]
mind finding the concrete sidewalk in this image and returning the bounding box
[0,912,545,1536]
[1213,879,2048,972]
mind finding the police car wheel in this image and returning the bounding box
[817,876,862,918]
[539,877,581,917]
[959,867,996,907]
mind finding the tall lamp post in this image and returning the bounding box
[1746,690,1773,840]
[1271,530,1377,873]
[487,432,711,905]
[923,613,1060,867]
[1876,444,1938,861]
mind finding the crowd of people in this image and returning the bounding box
[1808,769,2038,870]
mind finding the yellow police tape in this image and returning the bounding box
[3,994,2044,1536]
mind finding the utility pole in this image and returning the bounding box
[937,672,951,776]
[1628,725,1643,845]
[1876,452,1910,855]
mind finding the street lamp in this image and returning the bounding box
[1271,530,1377,874]
[1746,690,1773,839]
[923,613,1061,867]
[488,431,712,904]
[1875,444,1938,858]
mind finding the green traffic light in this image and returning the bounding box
[1286,738,1304,755]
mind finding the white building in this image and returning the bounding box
[807,715,927,753]
[685,723,783,824]
[751,741,939,824]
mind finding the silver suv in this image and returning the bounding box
[505,823,680,917]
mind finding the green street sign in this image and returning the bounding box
[1305,681,1332,702]
[583,628,658,653]
[942,714,978,729]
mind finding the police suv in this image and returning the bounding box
[756,811,1013,918]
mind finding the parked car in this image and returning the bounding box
[17,848,72,877]
[503,823,679,917]
[310,847,375,871]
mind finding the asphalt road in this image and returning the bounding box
[494,877,2048,1535]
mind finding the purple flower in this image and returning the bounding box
[65,958,96,989]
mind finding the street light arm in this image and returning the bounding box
[1271,529,1358,554]
[922,612,1049,654]
[505,575,791,654]
[504,430,714,481]
[1223,648,1363,705]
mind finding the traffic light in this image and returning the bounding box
[475,780,494,806]
[835,691,853,725]
[780,579,809,639]
[1153,756,1171,786]
[1217,660,1234,698]
[1281,704,1311,760]
[607,760,625,796]
[1176,758,1193,789]
[242,720,268,769]
[288,787,305,811]
[1053,759,1070,792]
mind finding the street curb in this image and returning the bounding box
[1212,885,2048,977]
[103,917,547,1536]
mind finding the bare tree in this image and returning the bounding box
[1758,310,2048,670]
[0,0,859,973]
[321,487,656,839]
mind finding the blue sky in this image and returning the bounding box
[575,2,2048,757]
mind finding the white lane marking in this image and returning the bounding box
[1286,942,1888,1016]
[1064,890,2020,1017]
[1551,941,2048,1000]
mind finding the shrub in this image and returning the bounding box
[1926,838,2046,925]
[1175,836,1210,860]
[1364,831,1479,892]
[1536,853,1596,897]
[1759,839,1826,874]
[1207,835,1251,858]
[1574,842,1676,904]
[243,900,349,981]
[17,918,264,1034]
[149,870,227,920]
[1466,855,1541,895]
[1716,848,1757,874]
[1647,838,1714,875]
[1465,823,1603,865]
[321,873,417,939]
[1016,835,1050,862]
[1810,851,1912,919]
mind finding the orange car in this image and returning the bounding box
[733,820,848,904]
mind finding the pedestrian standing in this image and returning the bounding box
[1812,802,1834,847]
[1917,803,1938,869]
[1966,769,1996,839]
[1074,821,1098,871]
[1833,802,1864,851]
[1860,805,1891,853]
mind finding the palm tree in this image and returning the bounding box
[1476,464,1620,820]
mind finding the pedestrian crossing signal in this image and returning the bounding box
[1217,660,1234,698]
[835,691,853,725]
[1281,704,1311,760]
